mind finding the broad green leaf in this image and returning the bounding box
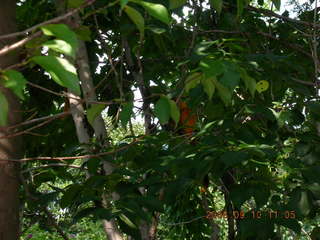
[154,96,171,124]
[256,80,269,93]
[0,92,8,126]
[42,40,75,58]
[32,56,81,95]
[194,41,216,56]
[239,68,256,97]
[220,151,248,168]
[67,0,84,8]
[148,27,166,34]
[87,104,106,127]
[120,0,129,9]
[74,26,92,42]
[2,70,27,100]
[271,0,281,10]
[199,59,225,77]
[119,213,137,228]
[119,102,134,127]
[210,0,223,15]
[237,0,244,17]
[213,78,232,106]
[138,1,170,24]
[41,24,78,58]
[219,63,240,90]
[169,99,180,125]
[124,6,145,37]
[185,72,202,93]
[201,77,215,100]
[169,0,187,9]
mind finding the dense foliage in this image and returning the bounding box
[1,0,320,239]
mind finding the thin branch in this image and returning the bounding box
[244,4,320,28]
[0,32,41,57]
[21,163,82,173]
[0,117,55,139]
[0,136,144,162]
[27,81,65,97]
[0,112,69,131]
[0,0,97,41]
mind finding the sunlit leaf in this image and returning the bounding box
[201,77,215,100]
[41,24,78,58]
[0,92,8,126]
[120,0,129,9]
[124,6,145,37]
[32,56,81,95]
[2,70,27,100]
[154,96,171,124]
[185,72,202,93]
[42,39,75,58]
[138,1,170,24]
[256,80,269,93]
[87,104,106,127]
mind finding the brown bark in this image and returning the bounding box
[0,1,22,240]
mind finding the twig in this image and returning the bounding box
[0,117,55,139]
[0,32,41,57]
[0,112,69,131]
[0,136,144,162]
[21,163,82,173]
[0,0,97,41]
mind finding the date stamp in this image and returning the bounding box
[206,210,296,220]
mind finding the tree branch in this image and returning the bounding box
[0,0,97,41]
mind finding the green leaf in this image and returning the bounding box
[119,213,137,228]
[87,104,106,127]
[119,102,134,127]
[41,24,78,58]
[200,59,225,77]
[2,70,27,100]
[201,77,215,100]
[67,0,84,8]
[43,40,75,58]
[124,6,145,37]
[271,0,281,10]
[169,99,180,125]
[213,78,232,106]
[32,56,81,95]
[74,26,92,42]
[120,0,129,9]
[185,72,202,93]
[169,0,187,9]
[256,80,269,93]
[237,0,244,17]
[0,92,8,126]
[138,1,170,24]
[239,68,256,97]
[219,63,240,90]
[210,0,223,15]
[154,96,171,124]
[220,151,248,168]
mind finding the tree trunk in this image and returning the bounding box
[0,1,22,240]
